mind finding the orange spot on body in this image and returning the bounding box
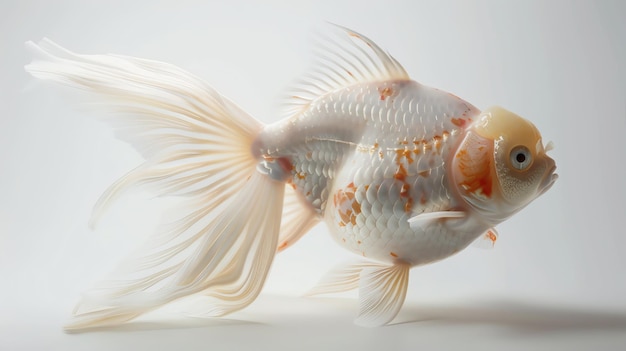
[335,182,360,227]
[396,149,414,164]
[451,118,467,128]
[390,252,399,258]
[400,183,410,198]
[433,135,443,152]
[394,164,408,181]
[379,87,393,101]
[404,197,413,213]
[278,241,288,250]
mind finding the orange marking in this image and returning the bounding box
[278,241,288,250]
[418,170,431,178]
[346,191,355,201]
[394,164,408,181]
[390,252,399,258]
[400,183,410,198]
[379,151,384,159]
[404,197,413,213]
[286,178,297,190]
[373,142,379,148]
[335,182,360,227]
[451,118,467,128]
[433,135,443,151]
[296,172,306,180]
[457,146,493,198]
[396,148,414,164]
[486,230,497,246]
[357,240,362,245]
[338,209,352,224]
[379,87,393,101]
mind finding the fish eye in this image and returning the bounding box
[510,146,532,170]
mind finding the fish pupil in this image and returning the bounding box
[516,153,526,163]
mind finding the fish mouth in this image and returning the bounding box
[539,164,558,195]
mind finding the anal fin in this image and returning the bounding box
[277,185,319,252]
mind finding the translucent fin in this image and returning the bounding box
[283,25,410,118]
[25,38,263,226]
[407,211,465,230]
[304,261,372,296]
[25,39,285,331]
[307,261,410,327]
[471,228,499,249]
[65,172,284,330]
[277,185,319,252]
[356,263,410,327]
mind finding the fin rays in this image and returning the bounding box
[308,261,410,327]
[284,25,410,118]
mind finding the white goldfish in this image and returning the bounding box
[25,26,557,330]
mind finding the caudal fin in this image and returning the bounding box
[25,39,284,331]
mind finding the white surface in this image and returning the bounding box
[1,0,625,350]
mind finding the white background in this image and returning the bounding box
[1,0,625,350]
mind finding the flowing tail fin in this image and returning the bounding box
[25,39,285,331]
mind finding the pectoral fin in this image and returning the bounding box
[407,211,465,230]
[471,228,499,249]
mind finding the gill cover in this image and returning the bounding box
[452,106,556,223]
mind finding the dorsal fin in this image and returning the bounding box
[284,25,410,117]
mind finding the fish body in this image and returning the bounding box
[256,79,483,265]
[25,26,557,330]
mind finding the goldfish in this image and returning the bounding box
[24,25,557,330]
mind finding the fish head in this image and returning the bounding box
[450,106,558,224]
